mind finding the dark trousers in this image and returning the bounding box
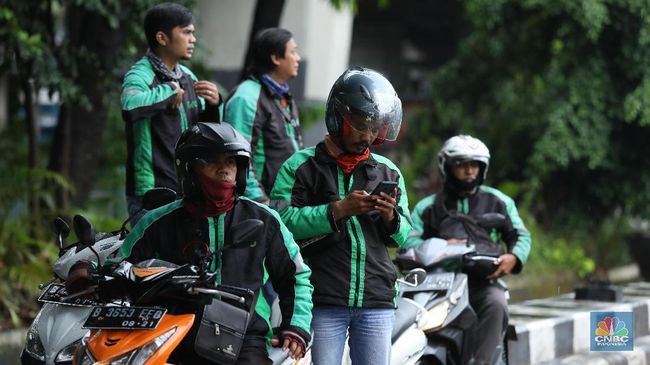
[468,283,508,365]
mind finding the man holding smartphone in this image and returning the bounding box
[270,67,414,365]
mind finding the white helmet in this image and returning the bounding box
[437,135,491,182]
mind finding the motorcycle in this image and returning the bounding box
[72,218,306,365]
[21,188,177,365]
[391,213,512,365]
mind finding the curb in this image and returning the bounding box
[508,282,650,364]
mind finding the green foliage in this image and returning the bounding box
[398,0,650,275]
[298,102,326,130]
[0,121,69,327]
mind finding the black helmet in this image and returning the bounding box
[325,66,402,143]
[175,122,251,199]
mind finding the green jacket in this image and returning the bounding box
[121,57,221,196]
[270,142,413,308]
[224,78,302,202]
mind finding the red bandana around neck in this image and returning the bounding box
[185,173,236,217]
[324,134,370,174]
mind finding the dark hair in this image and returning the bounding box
[249,28,294,76]
[144,2,194,50]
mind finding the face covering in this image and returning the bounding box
[324,134,370,174]
[185,173,236,216]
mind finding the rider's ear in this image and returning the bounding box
[155,31,168,47]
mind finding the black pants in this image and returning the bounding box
[468,282,508,365]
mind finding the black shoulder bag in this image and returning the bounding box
[194,287,258,364]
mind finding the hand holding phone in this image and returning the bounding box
[370,181,398,196]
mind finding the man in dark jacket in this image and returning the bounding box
[122,3,222,225]
[270,67,413,365]
[405,134,532,365]
[225,28,303,204]
[120,122,312,364]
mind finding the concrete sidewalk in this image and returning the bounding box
[507,282,650,364]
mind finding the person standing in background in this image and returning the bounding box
[225,28,303,204]
[122,2,222,225]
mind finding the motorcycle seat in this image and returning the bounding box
[392,297,423,342]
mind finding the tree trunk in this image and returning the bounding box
[48,3,129,207]
[239,0,286,80]
[22,75,40,222]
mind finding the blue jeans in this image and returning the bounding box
[311,306,395,365]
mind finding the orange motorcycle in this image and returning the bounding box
[73,220,262,365]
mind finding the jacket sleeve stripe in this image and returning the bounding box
[270,149,336,239]
[404,195,436,249]
[117,200,184,262]
[372,154,414,247]
[225,80,266,200]
[246,199,313,334]
[480,186,532,264]
[121,60,176,122]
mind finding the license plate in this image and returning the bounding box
[83,306,167,330]
[38,283,96,307]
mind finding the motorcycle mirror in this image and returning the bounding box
[400,268,427,287]
[73,215,96,246]
[73,215,101,264]
[476,213,506,230]
[228,219,264,249]
[142,187,177,211]
[52,217,70,249]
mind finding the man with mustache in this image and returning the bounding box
[225,28,303,205]
[122,2,221,225]
[406,135,532,365]
[270,67,414,365]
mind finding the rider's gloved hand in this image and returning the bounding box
[65,260,96,295]
[271,328,308,360]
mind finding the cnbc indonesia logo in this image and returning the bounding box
[591,314,633,351]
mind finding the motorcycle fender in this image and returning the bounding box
[391,326,427,365]
[86,313,194,363]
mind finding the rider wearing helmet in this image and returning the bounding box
[270,67,413,365]
[405,134,532,365]
[118,122,313,364]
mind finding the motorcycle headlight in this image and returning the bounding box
[419,300,450,333]
[24,325,45,361]
[55,338,82,364]
[108,327,176,365]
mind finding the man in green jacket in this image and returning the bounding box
[406,134,532,365]
[122,3,222,225]
[271,67,413,365]
[225,28,303,204]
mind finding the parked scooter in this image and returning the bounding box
[21,188,177,365]
[72,219,266,365]
[391,213,511,365]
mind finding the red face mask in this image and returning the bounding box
[185,172,236,216]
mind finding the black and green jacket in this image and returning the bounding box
[121,57,221,196]
[119,197,313,345]
[269,142,414,309]
[224,78,302,202]
[406,186,532,273]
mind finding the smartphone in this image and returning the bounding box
[370,181,398,195]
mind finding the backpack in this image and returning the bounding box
[432,194,504,278]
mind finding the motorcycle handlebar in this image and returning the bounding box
[188,287,246,304]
